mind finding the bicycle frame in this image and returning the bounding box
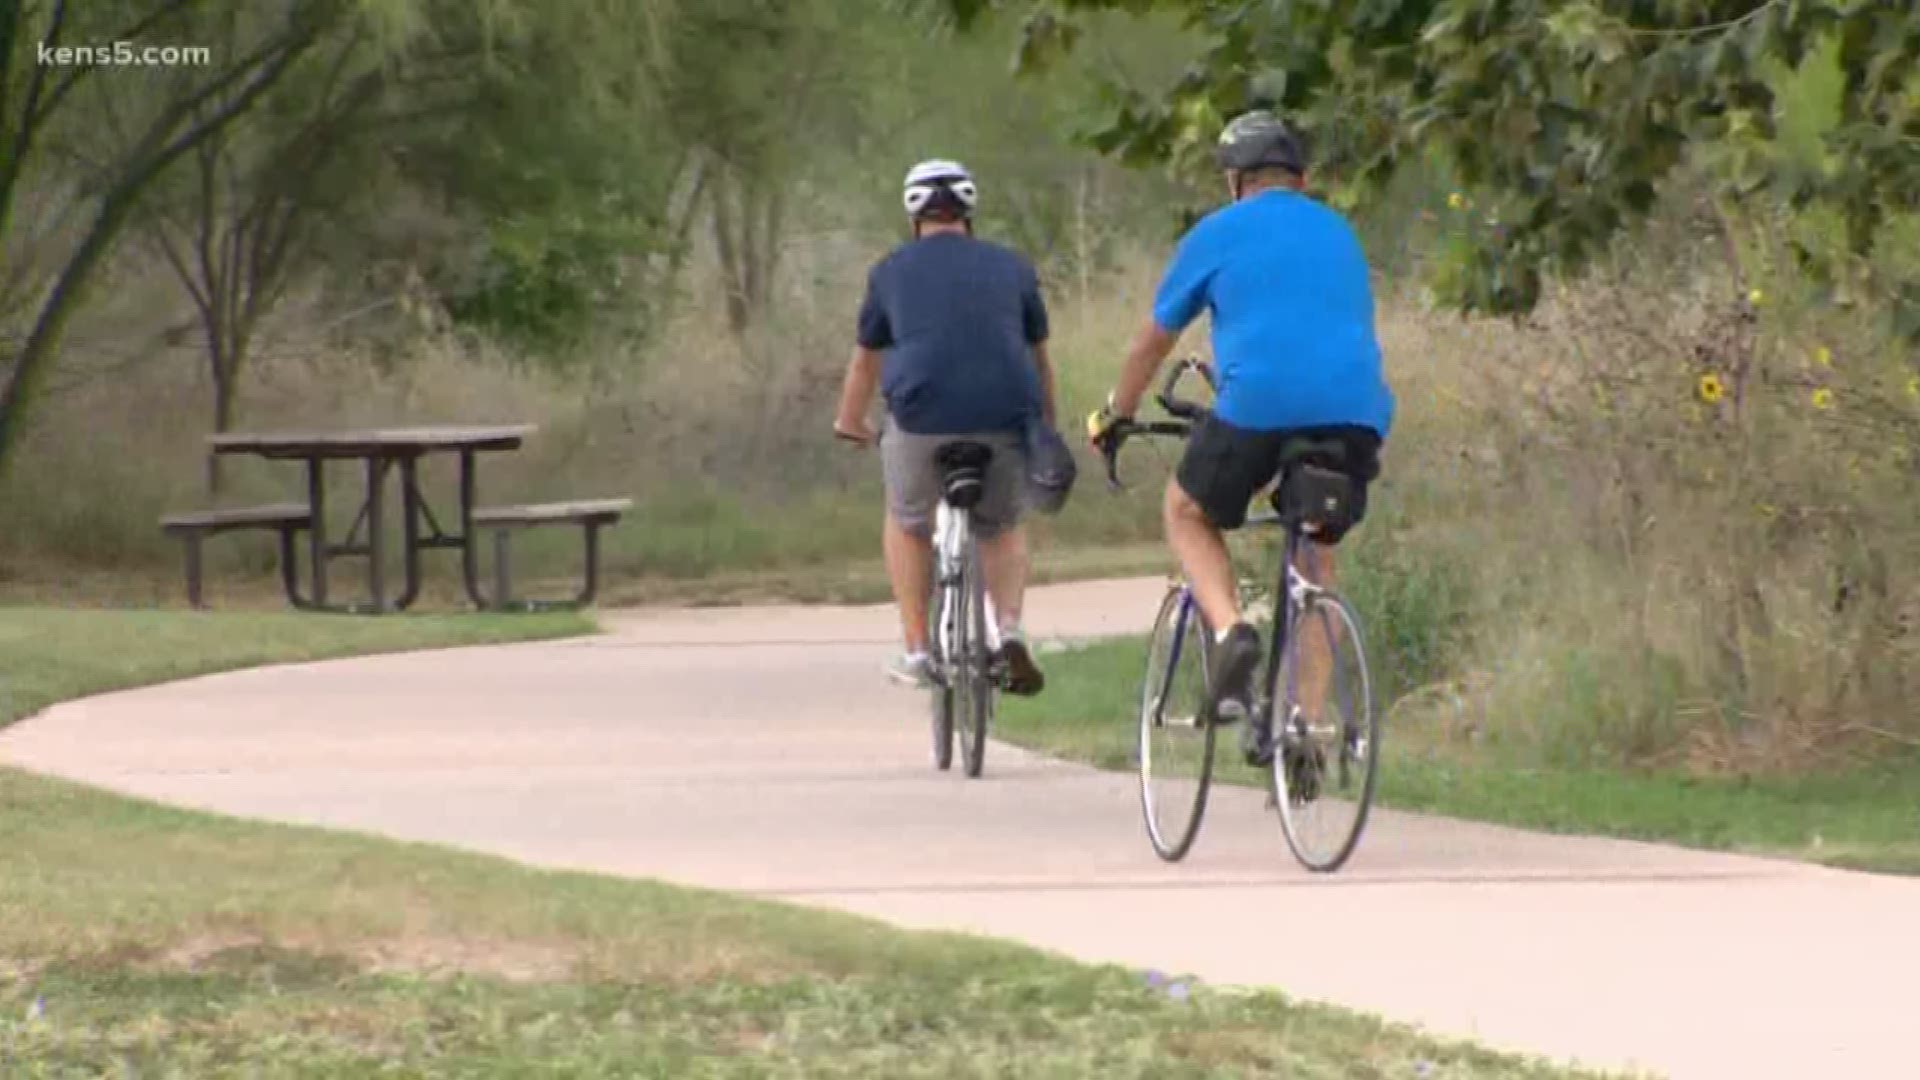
[1105,356,1330,740]
[931,500,998,667]
[1249,520,1325,746]
[1156,517,1320,743]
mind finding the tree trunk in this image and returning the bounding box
[207,358,235,494]
[0,183,145,480]
[0,28,314,481]
[709,169,749,334]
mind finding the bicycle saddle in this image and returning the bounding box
[934,441,993,510]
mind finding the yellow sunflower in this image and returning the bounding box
[1813,345,1833,368]
[1811,387,1835,411]
[1747,287,1765,307]
[1697,373,1726,404]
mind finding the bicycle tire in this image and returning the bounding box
[928,581,954,772]
[956,539,992,778]
[1269,589,1379,872]
[1138,586,1216,861]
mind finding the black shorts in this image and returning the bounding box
[1175,414,1382,540]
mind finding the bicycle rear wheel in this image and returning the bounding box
[1270,589,1379,872]
[955,541,992,778]
[928,582,954,772]
[1138,586,1216,861]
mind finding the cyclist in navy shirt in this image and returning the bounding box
[1089,111,1395,732]
[834,160,1054,695]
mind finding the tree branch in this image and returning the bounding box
[0,17,323,477]
[29,0,198,131]
[1617,0,1786,39]
[0,0,67,217]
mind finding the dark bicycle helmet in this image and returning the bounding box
[1215,110,1307,175]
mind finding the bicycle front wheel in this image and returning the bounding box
[955,541,992,779]
[1270,589,1379,872]
[1138,586,1216,861]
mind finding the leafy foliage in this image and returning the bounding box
[949,0,1920,329]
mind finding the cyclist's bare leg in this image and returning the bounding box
[1164,479,1240,633]
[1293,539,1339,718]
[977,523,1028,636]
[979,522,1045,694]
[884,512,933,653]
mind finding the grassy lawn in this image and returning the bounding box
[1004,636,1920,876]
[0,606,1606,1077]
[0,607,595,729]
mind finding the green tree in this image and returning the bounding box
[397,0,682,356]
[0,0,350,481]
[652,0,882,333]
[143,9,394,492]
[944,0,1920,329]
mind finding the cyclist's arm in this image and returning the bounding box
[834,346,882,440]
[1019,261,1056,425]
[1111,322,1179,417]
[1031,341,1057,425]
[1114,221,1209,416]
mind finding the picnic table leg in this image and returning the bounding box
[577,521,604,605]
[365,455,389,613]
[277,524,318,609]
[306,456,329,609]
[182,534,205,610]
[396,455,424,611]
[458,449,493,608]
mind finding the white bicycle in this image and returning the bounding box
[926,440,1000,778]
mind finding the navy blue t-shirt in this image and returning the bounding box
[857,233,1048,435]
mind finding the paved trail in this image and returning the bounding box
[4,578,1912,1079]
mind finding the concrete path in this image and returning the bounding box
[4,577,1913,1079]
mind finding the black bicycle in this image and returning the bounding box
[1095,359,1380,871]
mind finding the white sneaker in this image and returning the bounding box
[886,652,935,689]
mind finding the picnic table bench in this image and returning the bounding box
[158,424,629,613]
[473,497,633,610]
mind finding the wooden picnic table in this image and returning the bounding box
[209,424,535,613]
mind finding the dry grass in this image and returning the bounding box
[5,219,1915,773]
[0,238,1168,597]
[1369,229,1920,772]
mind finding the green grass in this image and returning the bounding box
[0,776,1603,1079]
[0,607,595,729]
[1003,636,1920,876]
[0,606,1609,1077]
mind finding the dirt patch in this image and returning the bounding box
[358,934,580,983]
[139,929,582,984]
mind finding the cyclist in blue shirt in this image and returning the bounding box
[1089,111,1395,733]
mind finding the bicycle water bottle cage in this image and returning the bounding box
[934,441,993,510]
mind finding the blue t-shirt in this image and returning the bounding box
[858,233,1048,435]
[1153,190,1394,437]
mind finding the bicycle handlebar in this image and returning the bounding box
[1155,357,1215,422]
[1096,357,1217,490]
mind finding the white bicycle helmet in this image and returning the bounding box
[903,159,978,218]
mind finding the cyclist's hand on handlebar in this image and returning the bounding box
[1085,397,1129,455]
[833,419,876,448]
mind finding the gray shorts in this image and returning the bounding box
[882,418,1026,539]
